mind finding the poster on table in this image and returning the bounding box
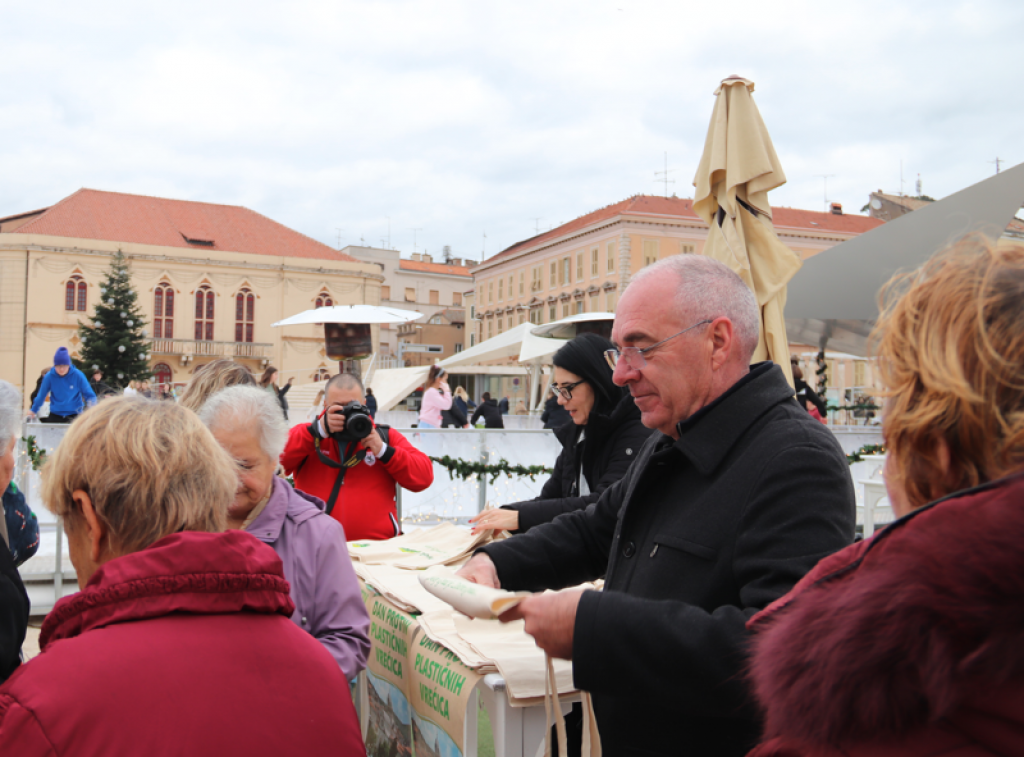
[364,594,419,757]
[409,627,482,757]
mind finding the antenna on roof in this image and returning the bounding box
[655,152,676,197]
[989,157,1003,174]
[530,218,544,234]
[443,245,452,263]
[335,228,345,249]
[409,228,423,253]
[482,231,487,256]
[916,174,922,196]
[816,175,836,213]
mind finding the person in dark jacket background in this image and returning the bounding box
[470,392,504,428]
[540,388,571,430]
[0,380,29,685]
[89,370,117,400]
[364,387,378,418]
[471,333,653,534]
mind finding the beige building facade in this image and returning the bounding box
[0,189,382,402]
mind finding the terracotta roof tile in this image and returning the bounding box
[398,259,473,277]
[480,194,883,267]
[2,188,356,262]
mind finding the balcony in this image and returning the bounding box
[149,338,275,360]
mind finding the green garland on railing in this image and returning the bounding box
[430,455,553,484]
[847,443,886,465]
[22,435,48,472]
[828,403,881,413]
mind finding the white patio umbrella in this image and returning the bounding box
[271,303,423,327]
[529,312,615,340]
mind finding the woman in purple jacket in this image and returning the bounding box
[200,386,370,679]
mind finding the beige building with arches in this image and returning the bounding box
[0,189,383,400]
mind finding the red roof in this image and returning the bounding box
[399,259,472,277]
[0,188,356,262]
[483,195,883,266]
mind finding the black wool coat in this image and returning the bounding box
[480,362,856,757]
[470,399,504,429]
[503,394,653,533]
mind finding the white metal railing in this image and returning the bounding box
[149,338,274,358]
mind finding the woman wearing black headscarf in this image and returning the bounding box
[470,332,653,534]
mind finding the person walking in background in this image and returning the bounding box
[0,380,30,685]
[258,367,291,420]
[364,387,377,419]
[471,333,653,535]
[417,365,451,429]
[498,396,509,414]
[791,358,827,420]
[470,392,503,429]
[747,238,1024,757]
[453,386,474,420]
[27,347,96,424]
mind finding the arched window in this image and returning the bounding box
[65,275,87,312]
[153,362,172,387]
[313,368,331,382]
[315,292,333,308]
[154,282,174,339]
[195,286,215,341]
[235,288,254,343]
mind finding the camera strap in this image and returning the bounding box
[311,426,391,517]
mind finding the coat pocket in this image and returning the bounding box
[652,534,718,561]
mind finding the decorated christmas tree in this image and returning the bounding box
[77,250,151,388]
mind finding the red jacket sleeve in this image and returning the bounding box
[280,422,318,477]
[379,428,434,492]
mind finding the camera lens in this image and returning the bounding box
[346,413,373,439]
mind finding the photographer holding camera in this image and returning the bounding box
[280,373,434,541]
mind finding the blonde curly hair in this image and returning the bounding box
[872,236,1024,510]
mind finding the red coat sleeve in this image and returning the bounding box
[379,429,434,492]
[280,423,318,477]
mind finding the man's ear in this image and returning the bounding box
[71,490,107,563]
[708,317,735,371]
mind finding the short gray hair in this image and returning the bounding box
[631,255,760,362]
[199,386,288,461]
[0,380,21,449]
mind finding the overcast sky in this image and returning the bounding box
[2,0,1020,264]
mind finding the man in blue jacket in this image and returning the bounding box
[28,347,96,423]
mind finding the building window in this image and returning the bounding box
[854,361,866,386]
[489,280,494,303]
[315,292,333,308]
[680,242,695,254]
[488,319,493,339]
[429,290,439,305]
[497,317,504,334]
[235,288,254,343]
[65,275,87,312]
[643,240,659,267]
[453,292,462,306]
[154,282,174,339]
[469,304,475,320]
[508,275,514,301]
[498,278,504,301]
[381,285,391,301]
[576,301,584,315]
[591,248,599,277]
[607,241,616,273]
[195,286,215,341]
[470,334,476,347]
[532,266,542,292]
[562,303,570,318]
[606,290,617,312]
[561,258,570,285]
[153,362,172,388]
[405,287,415,302]
[518,313,526,325]
[550,261,557,288]
[313,368,331,382]
[529,308,540,325]
[549,305,556,321]
[576,253,584,281]
[519,271,524,296]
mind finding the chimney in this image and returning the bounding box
[451,257,462,267]
[830,202,843,215]
[422,253,433,263]
[411,252,422,261]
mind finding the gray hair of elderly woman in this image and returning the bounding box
[0,380,21,449]
[199,386,288,461]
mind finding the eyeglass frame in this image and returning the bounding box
[604,319,714,370]
[549,379,586,400]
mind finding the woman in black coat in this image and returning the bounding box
[470,333,653,534]
[470,393,504,429]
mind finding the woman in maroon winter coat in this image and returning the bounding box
[0,398,365,756]
[746,237,1024,757]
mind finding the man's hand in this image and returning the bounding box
[325,405,347,435]
[26,410,36,420]
[362,428,385,457]
[469,508,519,534]
[499,589,583,661]
[455,553,501,589]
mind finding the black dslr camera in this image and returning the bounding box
[329,401,375,443]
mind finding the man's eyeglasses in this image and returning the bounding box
[604,319,713,370]
[549,380,585,400]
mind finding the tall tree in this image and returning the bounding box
[77,250,150,388]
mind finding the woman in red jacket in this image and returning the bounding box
[0,397,365,756]
[746,237,1024,756]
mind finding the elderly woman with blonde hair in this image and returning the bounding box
[747,237,1024,756]
[200,386,369,679]
[0,397,364,755]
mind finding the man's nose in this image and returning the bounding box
[612,358,637,386]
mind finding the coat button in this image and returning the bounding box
[622,541,636,558]
[625,448,633,455]
[301,616,308,625]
